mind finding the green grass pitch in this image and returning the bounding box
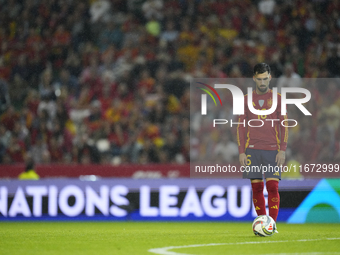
[0,222,339,255]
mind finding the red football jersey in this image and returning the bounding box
[237,89,288,154]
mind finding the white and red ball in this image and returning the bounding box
[252,215,276,237]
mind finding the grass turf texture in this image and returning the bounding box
[0,222,339,255]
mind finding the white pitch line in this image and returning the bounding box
[256,253,340,255]
[148,237,340,255]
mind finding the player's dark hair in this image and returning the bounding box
[253,63,271,75]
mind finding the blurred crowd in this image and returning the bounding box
[0,0,340,165]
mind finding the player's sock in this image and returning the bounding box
[251,182,266,216]
[266,180,280,222]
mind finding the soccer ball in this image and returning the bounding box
[252,215,276,237]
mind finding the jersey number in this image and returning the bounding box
[247,155,251,166]
[258,108,267,120]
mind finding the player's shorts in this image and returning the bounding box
[242,148,281,180]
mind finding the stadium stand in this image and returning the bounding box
[0,0,340,167]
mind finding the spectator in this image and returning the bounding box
[49,136,64,163]
[145,16,161,37]
[326,48,340,77]
[277,63,302,89]
[258,0,276,16]
[76,132,101,164]
[30,135,50,164]
[11,54,30,81]
[53,68,79,96]
[0,124,11,151]
[162,133,181,163]
[90,0,111,23]
[160,20,179,42]
[18,157,40,180]
[38,69,57,100]
[99,21,124,51]
[10,75,29,109]
[0,78,10,115]
[1,106,19,131]
[6,135,26,163]
[142,0,163,21]
[213,134,239,163]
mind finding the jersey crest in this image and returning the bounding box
[267,98,272,108]
[259,100,264,107]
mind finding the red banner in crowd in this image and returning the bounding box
[0,164,191,179]
[0,164,338,179]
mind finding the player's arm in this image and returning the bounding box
[276,94,288,166]
[237,96,247,167]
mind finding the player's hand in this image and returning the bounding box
[275,150,285,166]
[239,153,247,167]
